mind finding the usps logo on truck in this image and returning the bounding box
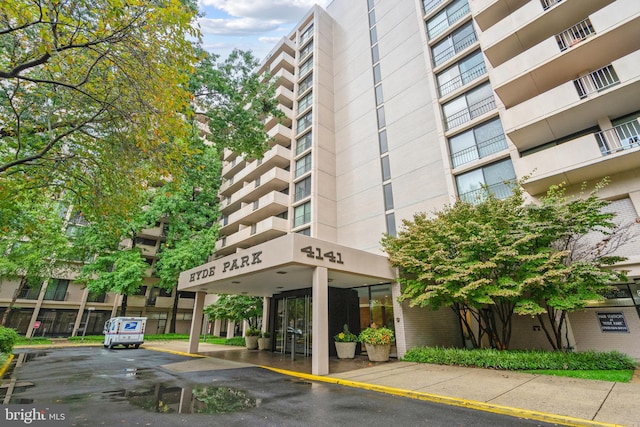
[124,322,138,331]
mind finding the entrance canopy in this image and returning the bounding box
[178,234,397,296]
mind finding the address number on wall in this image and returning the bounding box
[300,246,344,264]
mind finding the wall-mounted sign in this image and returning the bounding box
[300,245,344,264]
[597,312,629,333]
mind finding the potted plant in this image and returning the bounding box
[245,327,260,350]
[334,324,359,359]
[258,331,271,350]
[359,323,394,362]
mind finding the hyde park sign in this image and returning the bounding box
[187,251,263,283]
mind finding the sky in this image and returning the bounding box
[197,0,332,61]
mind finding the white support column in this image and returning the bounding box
[226,320,235,338]
[212,319,222,337]
[261,297,270,334]
[312,266,329,376]
[188,291,206,354]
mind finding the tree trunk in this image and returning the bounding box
[120,294,128,317]
[1,276,28,326]
[169,289,179,333]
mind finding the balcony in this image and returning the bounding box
[215,216,289,256]
[16,287,41,300]
[219,144,290,196]
[222,148,239,163]
[490,0,640,107]
[438,62,487,97]
[595,120,640,155]
[480,0,615,67]
[276,86,294,109]
[503,50,640,151]
[257,37,296,75]
[271,68,295,92]
[220,167,290,215]
[458,180,516,204]
[444,94,496,131]
[515,131,640,195]
[264,104,293,132]
[451,134,508,168]
[470,0,528,31]
[432,30,478,67]
[268,123,293,147]
[219,191,289,235]
[269,51,295,76]
[423,0,447,16]
[426,0,470,40]
[221,156,246,179]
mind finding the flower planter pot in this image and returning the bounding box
[257,337,271,351]
[364,343,390,362]
[245,335,259,350]
[335,341,357,359]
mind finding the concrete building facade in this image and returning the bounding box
[180,0,640,374]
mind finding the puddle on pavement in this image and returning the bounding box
[102,384,259,414]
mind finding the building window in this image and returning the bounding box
[379,129,388,153]
[370,26,378,44]
[456,159,516,203]
[300,40,313,60]
[442,82,495,130]
[294,176,312,201]
[294,202,311,227]
[383,183,394,210]
[426,0,470,40]
[297,91,313,114]
[449,118,507,168]
[436,50,486,97]
[431,21,477,67]
[375,85,384,105]
[371,44,380,63]
[300,23,314,44]
[297,228,311,236]
[381,156,391,181]
[373,64,382,84]
[295,154,312,177]
[44,279,69,301]
[298,73,313,94]
[297,111,312,134]
[377,106,386,129]
[424,0,446,15]
[299,57,313,76]
[385,213,397,236]
[296,131,312,155]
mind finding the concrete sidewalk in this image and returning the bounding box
[143,341,640,427]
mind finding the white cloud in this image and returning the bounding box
[198,17,283,35]
[200,0,329,21]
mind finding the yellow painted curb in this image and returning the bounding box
[0,354,15,378]
[142,346,206,358]
[260,366,623,427]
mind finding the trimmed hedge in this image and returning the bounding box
[402,347,637,371]
[224,337,246,347]
[0,327,19,354]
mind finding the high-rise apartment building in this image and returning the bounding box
[178,0,639,375]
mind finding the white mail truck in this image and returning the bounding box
[103,317,147,349]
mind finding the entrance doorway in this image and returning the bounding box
[275,294,311,356]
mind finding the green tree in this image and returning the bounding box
[204,294,263,331]
[0,0,199,234]
[382,181,628,350]
[0,195,77,326]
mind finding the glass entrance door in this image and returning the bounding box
[275,295,312,356]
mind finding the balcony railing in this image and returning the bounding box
[595,120,640,155]
[541,0,562,11]
[427,1,470,39]
[16,287,40,300]
[433,31,477,66]
[445,94,496,130]
[459,180,516,204]
[424,0,446,15]
[439,62,486,97]
[555,19,595,51]
[451,134,508,168]
[574,65,619,99]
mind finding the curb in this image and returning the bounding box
[0,354,15,379]
[141,345,207,358]
[260,366,623,427]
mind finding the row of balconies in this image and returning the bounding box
[515,118,640,195]
[215,216,289,256]
[219,191,289,236]
[489,0,639,107]
[220,144,291,196]
[502,49,640,150]
[220,167,290,215]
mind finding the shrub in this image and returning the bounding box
[402,347,638,370]
[334,324,358,343]
[261,331,270,339]
[224,337,246,346]
[245,327,261,337]
[0,327,19,353]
